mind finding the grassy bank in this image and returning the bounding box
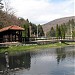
[0,42,75,53]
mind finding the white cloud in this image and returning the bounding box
[3,0,74,24]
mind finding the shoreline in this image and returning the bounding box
[0,42,75,54]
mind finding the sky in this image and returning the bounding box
[2,0,75,24]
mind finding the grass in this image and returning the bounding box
[0,42,75,54]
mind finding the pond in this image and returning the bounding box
[0,46,75,75]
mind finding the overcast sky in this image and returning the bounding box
[2,0,75,24]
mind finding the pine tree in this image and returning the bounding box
[56,24,59,39]
[50,27,55,37]
[38,24,44,37]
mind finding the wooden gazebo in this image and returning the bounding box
[0,25,24,43]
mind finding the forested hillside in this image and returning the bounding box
[0,2,44,37]
[1,0,74,38]
[42,16,75,33]
[44,18,75,39]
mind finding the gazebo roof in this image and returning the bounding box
[0,25,24,32]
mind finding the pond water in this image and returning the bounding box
[0,46,75,75]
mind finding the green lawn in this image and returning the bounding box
[0,42,75,53]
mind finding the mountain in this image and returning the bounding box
[42,16,75,33]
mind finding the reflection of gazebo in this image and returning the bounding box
[0,25,24,43]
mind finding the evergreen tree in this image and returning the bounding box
[30,22,37,36]
[38,24,44,37]
[70,19,74,26]
[22,19,30,37]
[62,23,66,39]
[56,24,59,39]
[72,31,75,39]
[50,27,55,37]
[58,26,62,39]
[60,24,66,39]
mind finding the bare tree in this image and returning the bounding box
[3,0,15,15]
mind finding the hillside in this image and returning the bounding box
[0,10,44,37]
[42,16,75,33]
[0,10,28,28]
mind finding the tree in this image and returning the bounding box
[56,24,62,39]
[22,19,30,37]
[56,24,59,39]
[18,17,27,26]
[59,25,62,39]
[3,0,14,14]
[72,30,75,39]
[30,22,37,36]
[70,19,74,26]
[50,27,55,37]
[0,0,19,27]
[70,19,75,39]
[60,24,65,39]
[63,24,66,39]
[38,24,44,37]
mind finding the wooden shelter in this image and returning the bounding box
[0,25,24,43]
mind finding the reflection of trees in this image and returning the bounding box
[0,52,31,71]
[9,52,31,69]
[0,53,6,71]
[56,48,66,64]
[66,46,75,58]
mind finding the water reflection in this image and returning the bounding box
[0,46,75,75]
[0,52,31,72]
[56,48,66,64]
[0,53,7,72]
[9,52,31,70]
